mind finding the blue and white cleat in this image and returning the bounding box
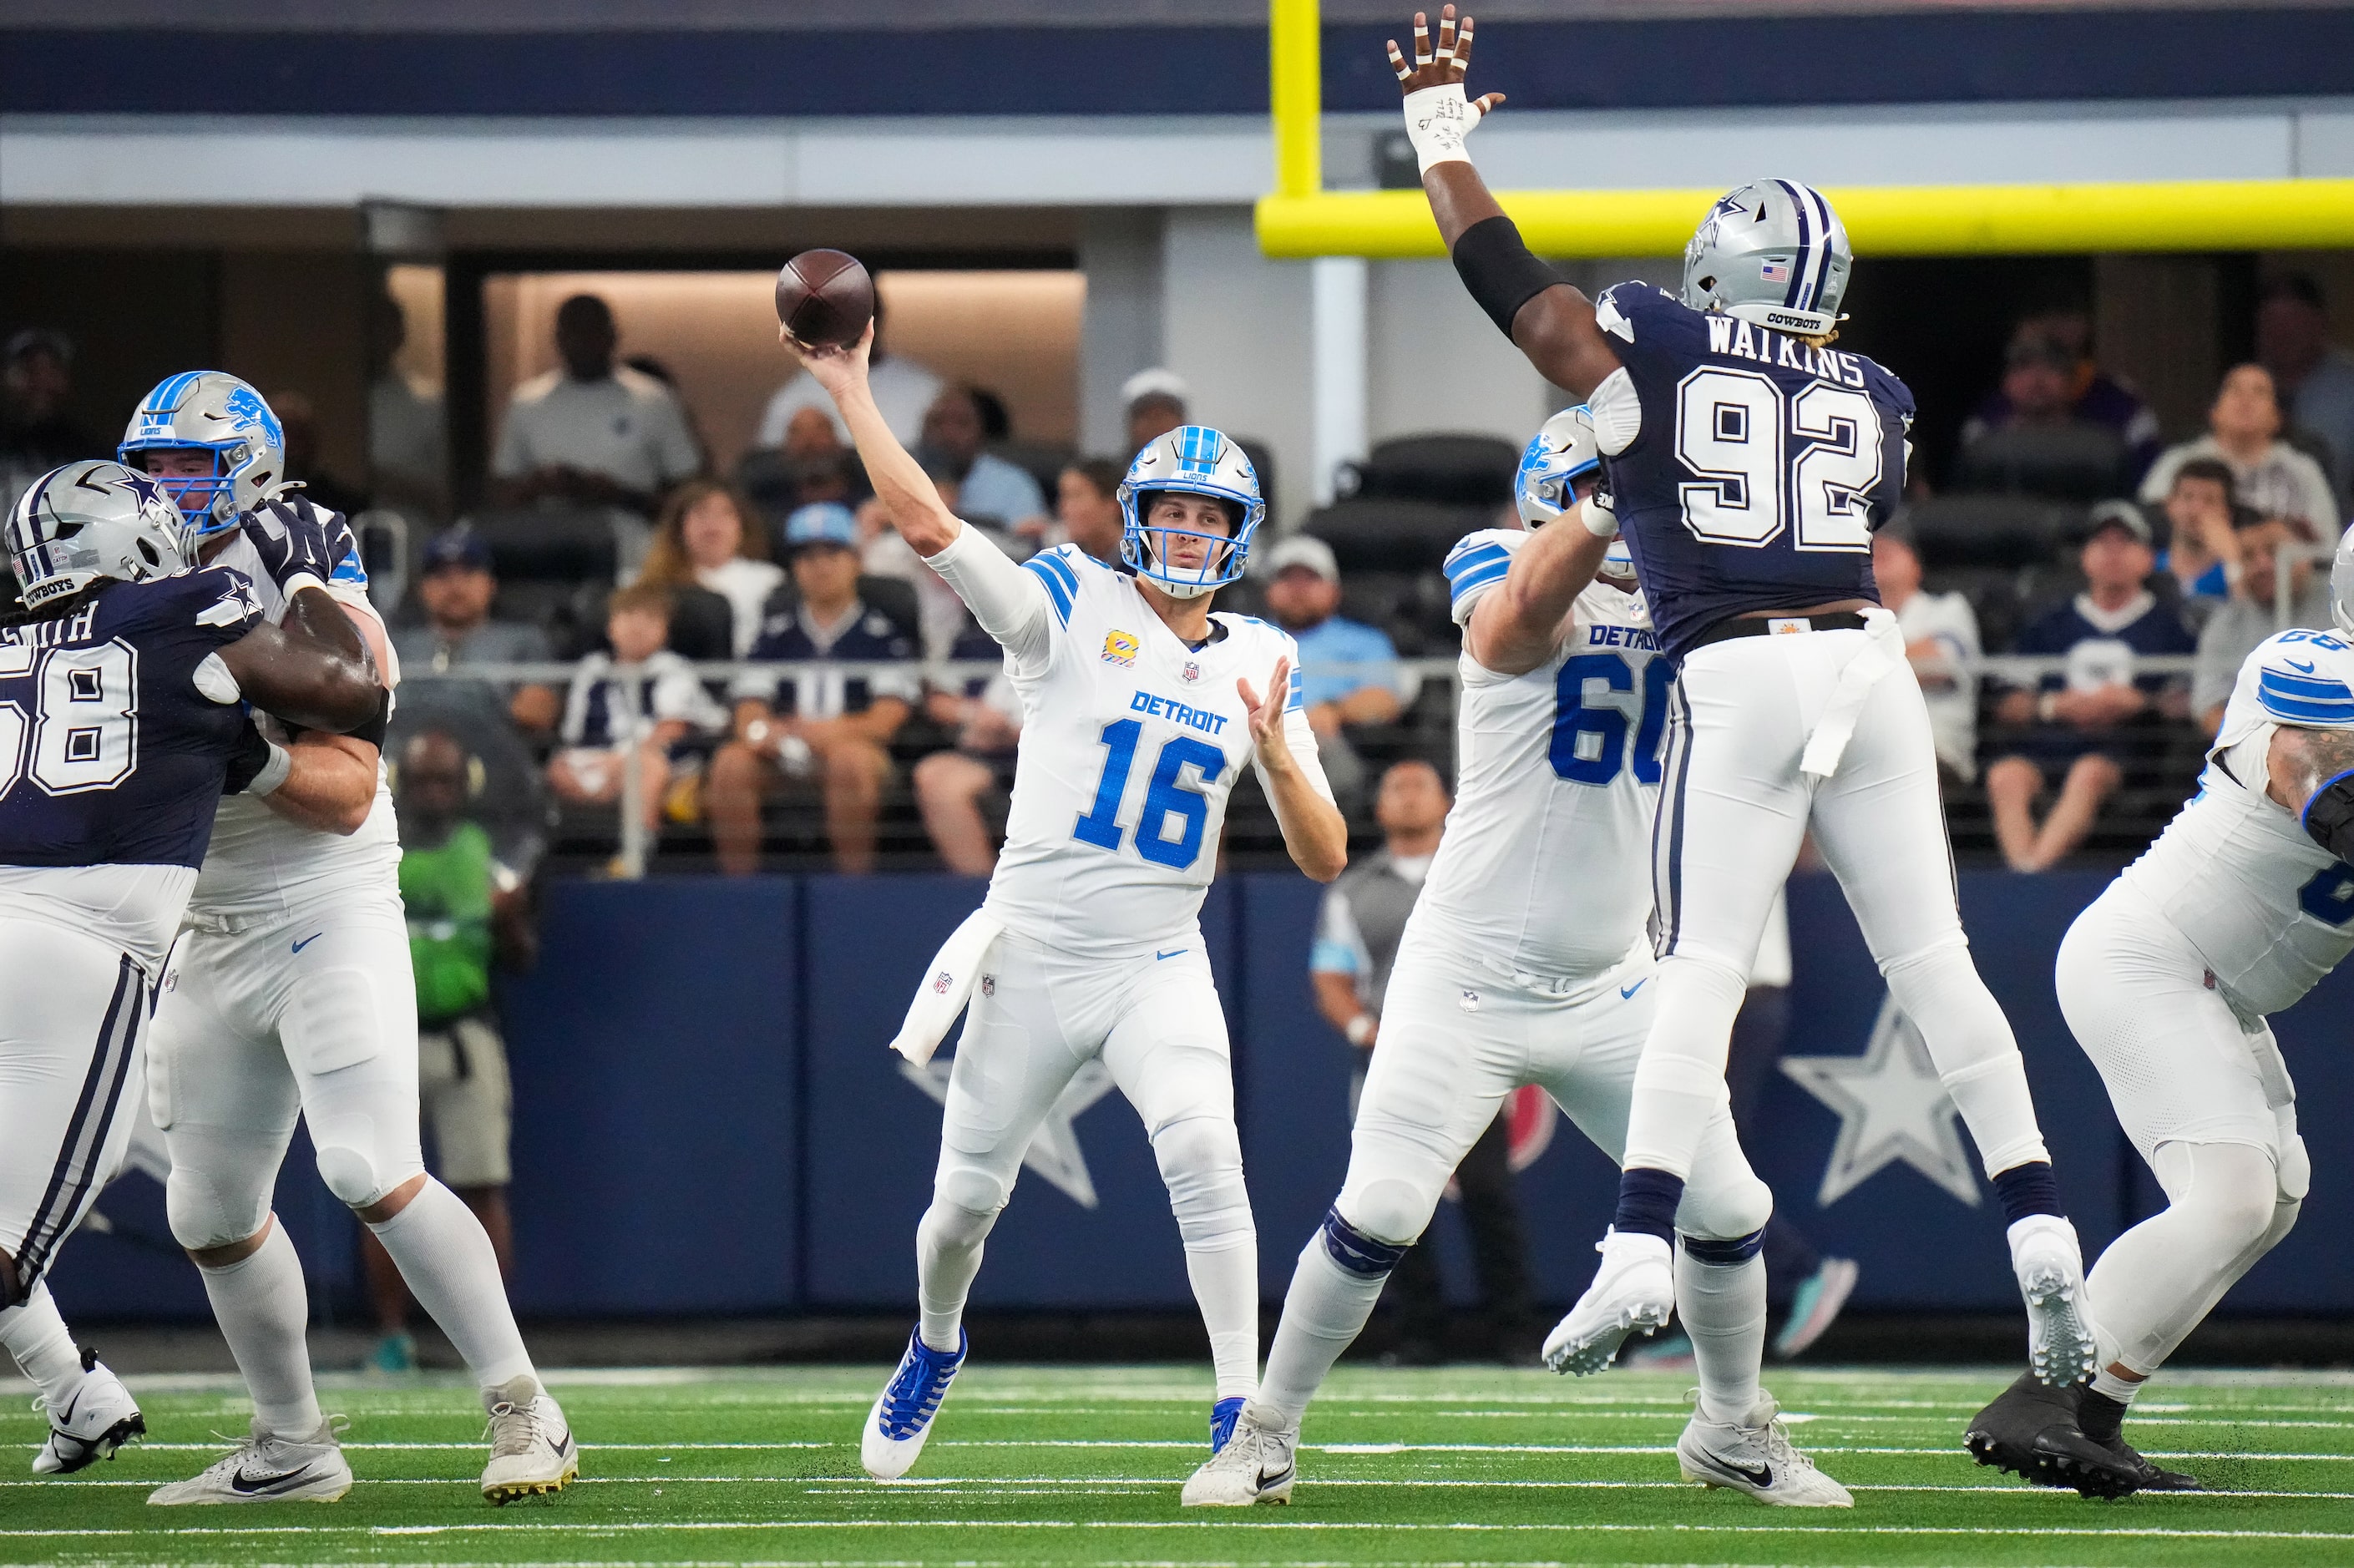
[1210,1395,1247,1454]
[862,1328,966,1480]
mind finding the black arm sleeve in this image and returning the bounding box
[2302,768,2354,862]
[222,720,271,796]
[1451,215,1568,338]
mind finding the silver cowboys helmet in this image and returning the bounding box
[1683,179,1851,339]
[7,460,196,610]
[2331,528,2354,638]
[1515,405,1602,529]
[1117,425,1265,599]
[118,370,289,539]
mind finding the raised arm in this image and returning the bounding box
[1244,655,1349,883]
[1465,503,1617,676]
[1390,8,1624,398]
[791,323,959,557]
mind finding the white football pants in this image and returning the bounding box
[2058,883,2306,1377]
[148,893,427,1250]
[1626,628,2050,1181]
[0,918,148,1296]
[916,931,1257,1395]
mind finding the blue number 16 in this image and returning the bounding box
[1072,719,1228,870]
[1551,653,1672,787]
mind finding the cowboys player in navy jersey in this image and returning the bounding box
[1390,6,2102,1433]
[0,460,378,1478]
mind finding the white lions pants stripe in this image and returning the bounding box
[1,918,149,1294]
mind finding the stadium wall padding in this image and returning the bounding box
[51,868,2354,1322]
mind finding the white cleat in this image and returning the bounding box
[31,1354,145,1474]
[2009,1215,2101,1388]
[1182,1401,1298,1507]
[148,1416,352,1505]
[862,1328,965,1481]
[1677,1392,1853,1507]
[1544,1229,1675,1375]
[480,1375,579,1505]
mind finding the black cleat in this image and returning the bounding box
[2098,1432,2200,1491]
[1964,1372,2145,1500]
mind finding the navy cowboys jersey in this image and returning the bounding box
[1587,284,1915,660]
[0,568,263,871]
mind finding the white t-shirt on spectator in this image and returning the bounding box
[1893,588,1981,781]
[2140,435,2340,539]
[494,366,701,498]
[759,355,943,449]
[696,556,786,655]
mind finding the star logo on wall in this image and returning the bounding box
[899,1055,1117,1209]
[1781,994,1982,1208]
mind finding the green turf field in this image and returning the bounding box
[4,1363,2351,1566]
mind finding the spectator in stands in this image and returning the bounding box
[707,503,918,874]
[1960,309,2163,482]
[393,529,562,736]
[2156,457,2240,615]
[270,390,371,518]
[1311,758,1534,1362]
[0,328,94,517]
[623,353,714,476]
[370,728,538,1373]
[548,584,726,834]
[491,293,701,516]
[637,480,784,655]
[1984,502,2196,873]
[1123,367,1190,457]
[780,406,844,460]
[2258,273,2354,508]
[1873,523,1980,783]
[917,385,1048,532]
[759,293,940,448]
[1048,458,1127,563]
[913,670,1023,876]
[367,285,447,518]
[2195,513,2336,735]
[1264,534,1405,811]
[2141,363,2339,542]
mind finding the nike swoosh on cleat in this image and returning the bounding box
[291,933,324,953]
[1723,1459,1773,1486]
[54,1389,81,1424]
[1156,948,1187,961]
[1620,978,1647,999]
[1257,1464,1293,1489]
[230,1466,313,1495]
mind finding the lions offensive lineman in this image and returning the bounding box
[1968,534,2354,1496]
[792,323,1346,1481]
[1392,8,2097,1393]
[0,463,378,1476]
[121,375,576,1505]
[1187,412,1848,1510]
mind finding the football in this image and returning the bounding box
[774,249,874,349]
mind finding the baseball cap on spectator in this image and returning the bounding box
[421,528,494,574]
[2083,498,2154,546]
[1121,367,1190,414]
[1265,534,1339,584]
[783,501,858,552]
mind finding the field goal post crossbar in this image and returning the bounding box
[1255,0,2354,260]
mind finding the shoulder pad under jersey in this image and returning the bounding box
[1445,528,1526,627]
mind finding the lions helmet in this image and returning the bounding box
[1515,405,1602,529]
[1116,425,1264,599]
[7,461,196,610]
[2331,528,2354,638]
[1683,180,1850,339]
[118,371,289,539]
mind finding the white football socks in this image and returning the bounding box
[2086,1141,2299,1382]
[0,1280,86,1409]
[198,1218,323,1440]
[1257,1234,1386,1425]
[915,1198,995,1353]
[366,1178,533,1392]
[1678,1247,1767,1426]
[1621,957,1746,1178]
[1152,1116,1260,1401]
[1186,1239,1260,1402]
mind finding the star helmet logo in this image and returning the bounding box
[931,969,953,995]
[1101,630,1139,667]
[1182,660,1201,683]
[980,974,995,997]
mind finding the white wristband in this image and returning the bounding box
[1578,493,1620,539]
[247,741,293,797]
[1344,1013,1376,1046]
[281,572,328,601]
[1401,83,1482,174]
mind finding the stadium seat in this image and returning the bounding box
[1949,425,2135,503]
[1339,432,1520,508]
[1301,497,1496,576]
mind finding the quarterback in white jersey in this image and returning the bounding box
[120,373,576,1508]
[792,325,1346,1484]
[1189,410,1846,1511]
[1972,576,2354,1497]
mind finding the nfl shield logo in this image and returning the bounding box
[980,975,995,997]
[1182,660,1201,683]
[932,970,953,994]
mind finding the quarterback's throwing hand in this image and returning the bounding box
[783,319,875,400]
[1238,655,1294,770]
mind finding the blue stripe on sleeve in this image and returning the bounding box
[1443,542,1510,584]
[1022,558,1073,625]
[1447,559,1511,604]
[1038,549,1081,595]
[1285,666,1305,711]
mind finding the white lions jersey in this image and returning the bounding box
[188,522,402,918]
[948,539,1331,959]
[2121,627,2354,1016]
[1409,529,1665,980]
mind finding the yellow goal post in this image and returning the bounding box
[1255,0,2354,259]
